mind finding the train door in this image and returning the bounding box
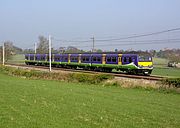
[102,54,106,64]
[118,54,122,65]
[52,54,54,62]
[68,54,71,63]
[78,54,81,63]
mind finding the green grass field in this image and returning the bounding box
[152,57,180,78]
[7,54,24,64]
[153,57,169,67]
[0,73,180,128]
[152,67,180,78]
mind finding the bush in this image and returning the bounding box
[162,78,180,88]
[69,73,114,84]
[0,65,113,84]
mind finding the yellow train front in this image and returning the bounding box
[136,55,153,75]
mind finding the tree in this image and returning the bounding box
[0,46,2,62]
[96,49,103,53]
[65,46,83,53]
[58,47,66,53]
[36,36,49,54]
[23,49,34,54]
[149,49,156,57]
[0,41,14,62]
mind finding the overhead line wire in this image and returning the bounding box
[53,27,180,43]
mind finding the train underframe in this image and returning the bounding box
[25,61,153,75]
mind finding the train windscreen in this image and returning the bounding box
[138,56,152,62]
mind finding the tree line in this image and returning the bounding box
[1,35,180,62]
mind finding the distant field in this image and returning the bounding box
[0,73,180,128]
[153,57,169,67]
[151,58,180,78]
[152,67,180,78]
[7,54,24,64]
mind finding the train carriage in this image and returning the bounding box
[25,53,153,75]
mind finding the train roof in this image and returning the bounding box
[25,51,151,56]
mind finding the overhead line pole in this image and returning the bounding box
[49,35,52,72]
[34,42,37,54]
[91,37,95,52]
[2,42,5,65]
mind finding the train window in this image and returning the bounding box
[112,57,116,62]
[75,57,78,61]
[41,57,45,60]
[129,57,132,63]
[30,56,34,60]
[124,57,127,62]
[82,57,85,61]
[57,57,60,60]
[64,57,68,61]
[107,57,111,62]
[93,57,96,61]
[138,56,152,62]
[86,58,89,61]
[97,57,101,62]
[54,57,57,60]
[71,57,74,61]
[148,57,152,61]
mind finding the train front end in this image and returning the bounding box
[137,55,153,75]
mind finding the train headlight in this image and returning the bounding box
[138,65,143,68]
[148,65,153,68]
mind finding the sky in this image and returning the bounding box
[0,0,180,51]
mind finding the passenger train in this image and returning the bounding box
[25,53,153,75]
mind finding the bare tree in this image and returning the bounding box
[4,41,14,61]
[0,41,14,62]
[36,36,49,54]
[0,46,2,62]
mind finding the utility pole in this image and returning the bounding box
[34,42,37,54]
[2,42,5,65]
[49,35,52,72]
[91,37,95,52]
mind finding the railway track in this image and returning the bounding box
[4,63,165,81]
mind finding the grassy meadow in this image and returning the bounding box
[0,72,180,128]
[152,57,180,78]
[152,67,180,78]
[153,57,169,67]
[7,54,24,64]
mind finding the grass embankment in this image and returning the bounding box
[0,72,180,128]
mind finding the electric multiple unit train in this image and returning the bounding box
[25,53,153,75]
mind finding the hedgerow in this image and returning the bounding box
[0,65,113,84]
[162,78,180,88]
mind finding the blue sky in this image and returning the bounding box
[0,0,180,51]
